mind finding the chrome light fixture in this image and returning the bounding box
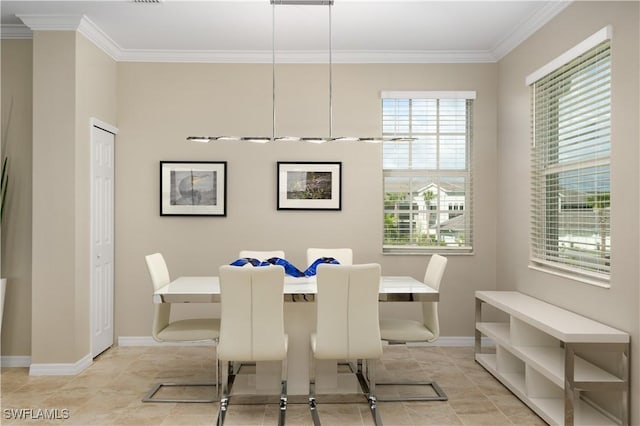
[187,0,410,143]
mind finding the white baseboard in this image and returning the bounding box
[394,336,493,347]
[117,336,486,348]
[1,337,490,369]
[117,336,216,347]
[28,353,92,376]
[0,355,32,367]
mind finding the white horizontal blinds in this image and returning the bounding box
[530,39,611,277]
[382,94,473,253]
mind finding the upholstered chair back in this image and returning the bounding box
[313,263,382,360]
[238,250,285,260]
[307,248,353,266]
[145,253,172,340]
[421,254,448,341]
[218,265,287,362]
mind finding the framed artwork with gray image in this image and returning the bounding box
[160,161,227,216]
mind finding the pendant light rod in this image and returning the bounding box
[328,1,332,139]
[272,1,276,141]
[187,0,417,143]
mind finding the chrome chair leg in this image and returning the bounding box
[216,361,237,426]
[308,353,321,426]
[142,346,218,403]
[376,344,447,402]
[354,359,383,426]
[278,358,288,426]
[142,382,218,403]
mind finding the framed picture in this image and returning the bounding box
[160,161,227,216]
[277,162,342,210]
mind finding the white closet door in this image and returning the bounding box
[91,124,115,357]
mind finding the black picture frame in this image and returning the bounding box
[277,161,342,211]
[160,161,227,216]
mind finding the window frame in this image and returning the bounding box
[527,27,612,286]
[381,91,475,255]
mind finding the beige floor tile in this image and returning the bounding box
[0,345,546,426]
[439,385,486,400]
[450,395,503,414]
[168,401,219,416]
[64,409,126,425]
[458,412,512,425]
[111,404,177,425]
[269,403,314,426]
[1,368,31,393]
[160,414,216,426]
[404,401,463,425]
[370,402,414,425]
[220,403,266,425]
[312,403,366,426]
[489,394,547,426]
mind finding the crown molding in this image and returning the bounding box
[77,15,121,61]
[16,14,84,31]
[492,1,572,61]
[13,14,121,60]
[0,24,32,39]
[117,49,497,64]
[10,2,570,64]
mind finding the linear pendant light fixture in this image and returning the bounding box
[186,0,411,144]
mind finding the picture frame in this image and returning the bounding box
[277,162,342,210]
[160,161,227,216]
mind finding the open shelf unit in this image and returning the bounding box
[475,291,629,426]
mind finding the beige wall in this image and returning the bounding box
[74,33,118,357]
[31,31,78,363]
[497,1,639,422]
[1,39,33,356]
[115,62,498,338]
[29,31,117,363]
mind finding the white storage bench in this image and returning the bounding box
[474,291,629,426]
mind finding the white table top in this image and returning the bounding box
[154,275,438,303]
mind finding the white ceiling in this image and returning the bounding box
[1,0,571,63]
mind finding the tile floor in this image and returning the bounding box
[1,345,546,425]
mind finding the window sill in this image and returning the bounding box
[528,264,610,289]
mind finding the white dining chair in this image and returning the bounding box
[217,264,289,426]
[377,253,448,401]
[309,263,383,426]
[142,253,221,403]
[306,247,353,266]
[239,250,285,260]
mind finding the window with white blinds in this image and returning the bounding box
[382,92,474,254]
[529,30,611,280]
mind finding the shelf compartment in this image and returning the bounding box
[475,353,497,374]
[526,364,562,399]
[511,316,560,347]
[517,345,625,389]
[477,353,526,400]
[476,322,510,345]
[497,345,524,375]
[530,396,618,426]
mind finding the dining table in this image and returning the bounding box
[153,274,439,395]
